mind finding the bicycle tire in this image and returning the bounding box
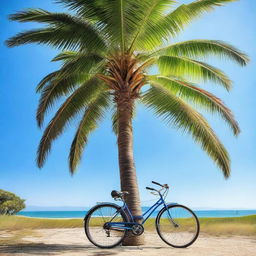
[84,203,128,248]
[156,204,200,248]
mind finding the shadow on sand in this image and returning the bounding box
[0,243,119,255]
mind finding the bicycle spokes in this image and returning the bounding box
[157,205,199,248]
[85,204,127,248]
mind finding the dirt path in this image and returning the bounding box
[0,228,255,256]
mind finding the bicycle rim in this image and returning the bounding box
[85,204,127,248]
[156,204,199,248]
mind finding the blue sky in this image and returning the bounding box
[0,0,255,209]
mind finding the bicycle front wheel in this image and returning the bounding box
[84,203,127,248]
[156,204,199,248]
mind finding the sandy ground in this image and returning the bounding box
[0,228,255,256]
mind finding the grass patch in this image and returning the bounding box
[0,215,83,230]
[199,215,256,236]
[0,215,255,236]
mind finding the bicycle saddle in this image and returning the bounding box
[111,190,129,199]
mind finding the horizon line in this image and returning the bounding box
[23,205,256,211]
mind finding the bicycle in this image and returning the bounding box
[84,181,200,248]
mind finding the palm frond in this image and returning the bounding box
[157,55,231,90]
[51,51,104,69]
[56,53,104,78]
[167,0,237,34]
[142,85,230,177]
[37,52,104,127]
[36,74,84,128]
[36,71,59,92]
[151,40,249,66]
[58,0,164,51]
[128,0,175,51]
[164,0,237,37]
[56,0,108,20]
[138,0,237,49]
[51,51,78,62]
[58,0,128,50]
[119,0,125,52]
[148,75,240,135]
[69,91,111,173]
[7,9,106,51]
[37,78,105,168]
[97,0,129,51]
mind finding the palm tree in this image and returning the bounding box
[7,0,248,245]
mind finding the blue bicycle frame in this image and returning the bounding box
[107,190,174,231]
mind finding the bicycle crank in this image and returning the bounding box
[131,224,144,236]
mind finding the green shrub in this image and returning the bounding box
[0,189,25,215]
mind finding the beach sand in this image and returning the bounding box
[0,228,255,256]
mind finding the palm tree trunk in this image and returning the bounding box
[116,92,144,246]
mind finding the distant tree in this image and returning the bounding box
[0,189,25,215]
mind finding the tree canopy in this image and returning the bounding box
[6,0,249,178]
[0,189,25,215]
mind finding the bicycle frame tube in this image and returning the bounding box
[106,193,171,231]
[141,196,164,224]
[121,203,134,221]
[120,193,166,224]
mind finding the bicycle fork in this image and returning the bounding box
[164,204,179,228]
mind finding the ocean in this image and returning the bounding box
[16,208,256,219]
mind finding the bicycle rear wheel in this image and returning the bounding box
[84,203,127,248]
[156,204,199,248]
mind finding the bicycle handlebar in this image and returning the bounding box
[146,186,156,191]
[152,181,169,189]
[152,181,164,187]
